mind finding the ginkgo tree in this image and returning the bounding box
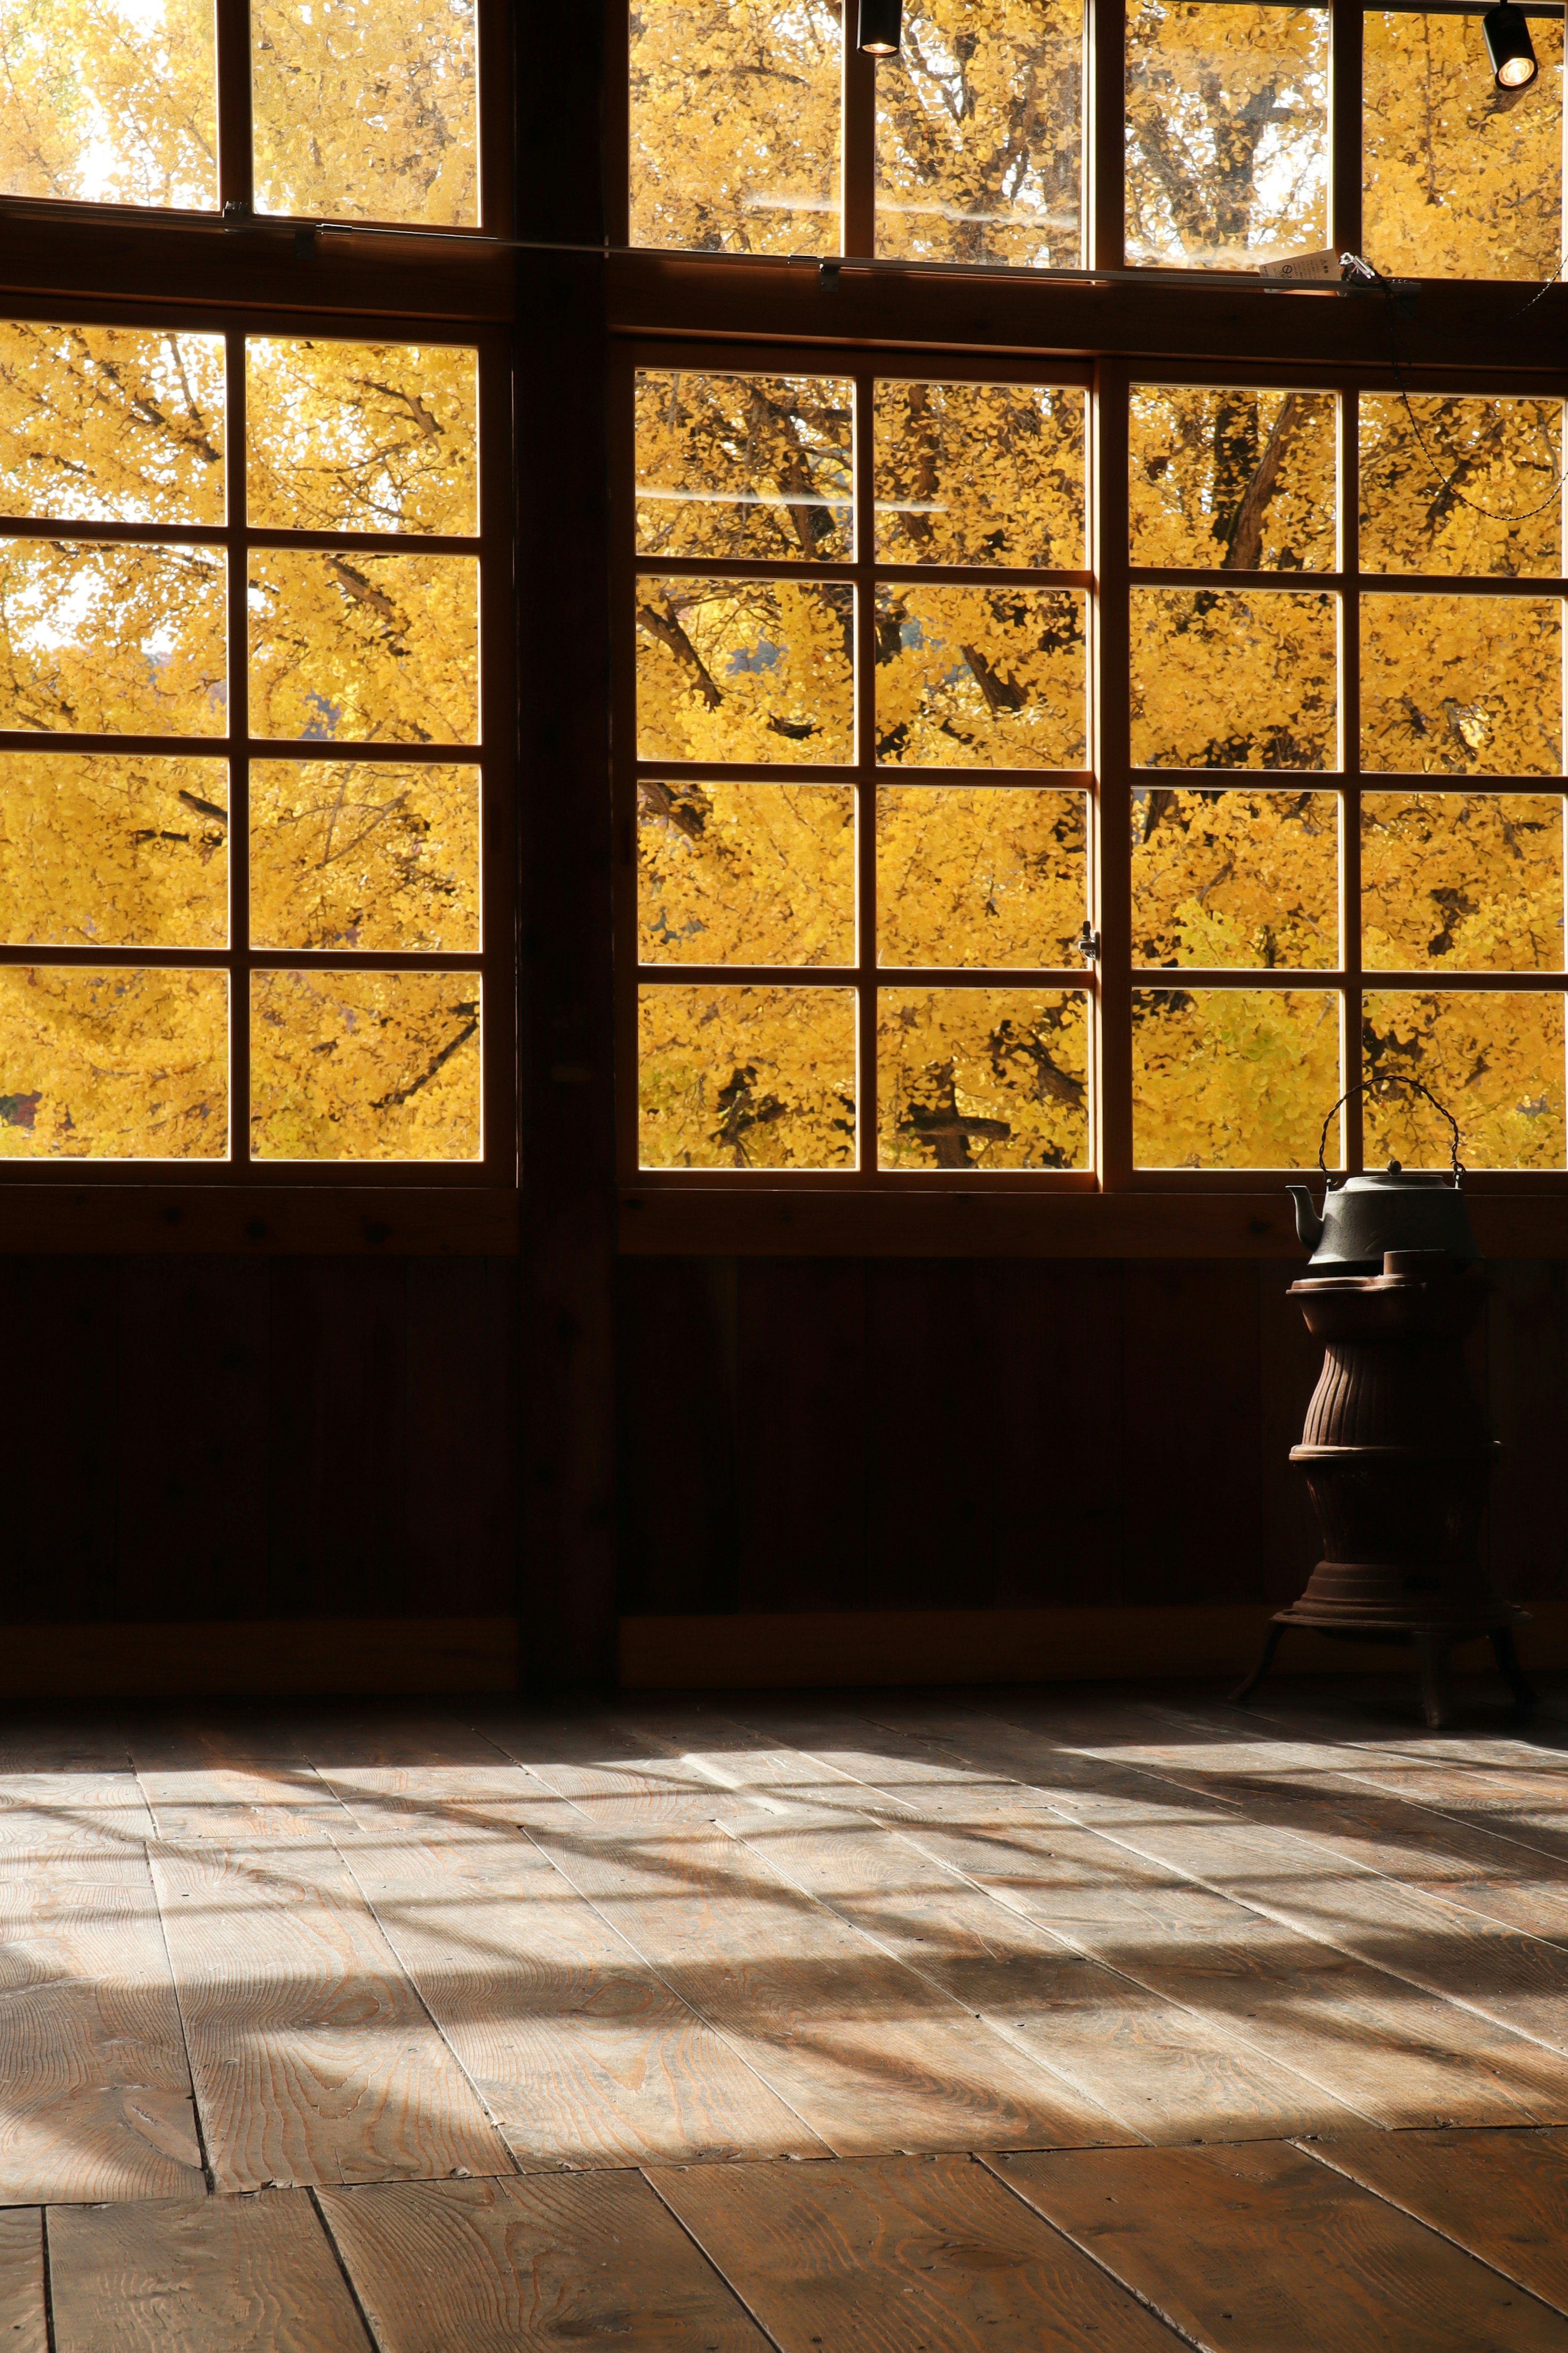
[0,319,483,1161]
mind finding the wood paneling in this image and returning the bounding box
[0,2212,44,2353]
[0,1187,517,1256]
[0,1256,519,1646]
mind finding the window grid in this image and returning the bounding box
[622,342,1568,1188]
[0,302,514,1184]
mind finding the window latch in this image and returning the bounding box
[1076,920,1100,966]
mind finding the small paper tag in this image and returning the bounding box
[1258,248,1342,282]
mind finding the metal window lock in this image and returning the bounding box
[1075,920,1100,965]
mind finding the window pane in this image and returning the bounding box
[637,983,856,1168]
[1132,787,1338,968]
[0,541,225,735]
[0,0,216,210]
[877,787,1087,967]
[0,754,227,948]
[251,969,480,1160]
[1364,992,1564,1168]
[0,325,224,525]
[1134,986,1340,1167]
[636,579,854,766]
[1359,397,1563,579]
[630,0,842,255]
[635,372,853,562]
[875,382,1086,566]
[1361,595,1562,776]
[247,341,478,536]
[1128,387,1336,570]
[247,552,479,744]
[1362,793,1564,973]
[0,967,226,1158]
[875,0,1083,267]
[1363,11,1564,281]
[250,761,479,952]
[875,585,1086,768]
[1125,2,1329,269]
[637,780,854,966]
[252,0,478,225]
[878,987,1089,1168]
[1130,588,1337,770]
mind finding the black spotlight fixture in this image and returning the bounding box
[1483,0,1538,88]
[858,0,902,55]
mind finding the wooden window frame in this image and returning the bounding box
[612,0,1568,1257]
[0,4,519,1253]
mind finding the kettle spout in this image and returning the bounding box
[1287,1185,1323,1253]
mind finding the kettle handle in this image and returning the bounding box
[1315,1077,1464,1183]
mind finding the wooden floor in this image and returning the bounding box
[10,1679,1568,2346]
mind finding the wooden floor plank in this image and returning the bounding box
[326,1818,828,2168]
[852,1699,1568,2075]
[316,2170,771,2353]
[0,1854,205,2206]
[1308,2127,1568,2315]
[897,1814,1568,2126]
[992,2139,1568,2351]
[0,2210,47,2353]
[0,1773,158,1858]
[485,1713,762,1825]
[651,2150,1183,2352]
[528,1816,1133,2155]
[147,1838,509,2193]
[47,2189,371,2353]
[718,1803,1364,2145]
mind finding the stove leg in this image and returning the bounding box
[1414,1631,1457,1730]
[1229,1622,1287,1707]
[1490,1625,1538,1717]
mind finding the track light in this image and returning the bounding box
[858,0,902,55]
[1483,0,1538,89]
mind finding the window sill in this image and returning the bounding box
[619,1185,1568,1260]
[0,1184,519,1255]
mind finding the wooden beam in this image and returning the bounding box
[0,1186,518,1254]
[617,1603,1568,1689]
[0,1618,518,1698]
[619,1187,1568,1259]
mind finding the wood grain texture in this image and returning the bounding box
[317,2169,770,2353]
[993,2139,1568,2351]
[897,1814,1568,2127]
[0,2210,46,2353]
[0,1772,157,1855]
[147,1839,508,2192]
[1308,2126,1568,2314]
[652,2149,1180,2353]
[47,2190,371,2353]
[0,1853,204,2205]
[528,1816,1133,2155]
[718,1803,1362,2145]
[326,1814,826,2168]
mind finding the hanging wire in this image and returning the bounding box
[1345,247,1568,524]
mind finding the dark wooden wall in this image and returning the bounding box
[617,1257,1568,1620]
[0,1257,517,1626]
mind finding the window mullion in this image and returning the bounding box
[844,32,877,257]
[1330,0,1364,262]
[226,327,251,1168]
[1093,356,1132,1190]
[1341,379,1364,1175]
[215,0,254,219]
[1090,0,1127,274]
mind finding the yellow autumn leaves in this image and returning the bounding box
[0,324,484,1161]
[0,0,477,224]
[635,366,1567,1177]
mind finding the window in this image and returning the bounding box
[0,4,511,1187]
[617,4,1568,1194]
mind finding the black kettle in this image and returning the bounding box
[1287,1079,1481,1276]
